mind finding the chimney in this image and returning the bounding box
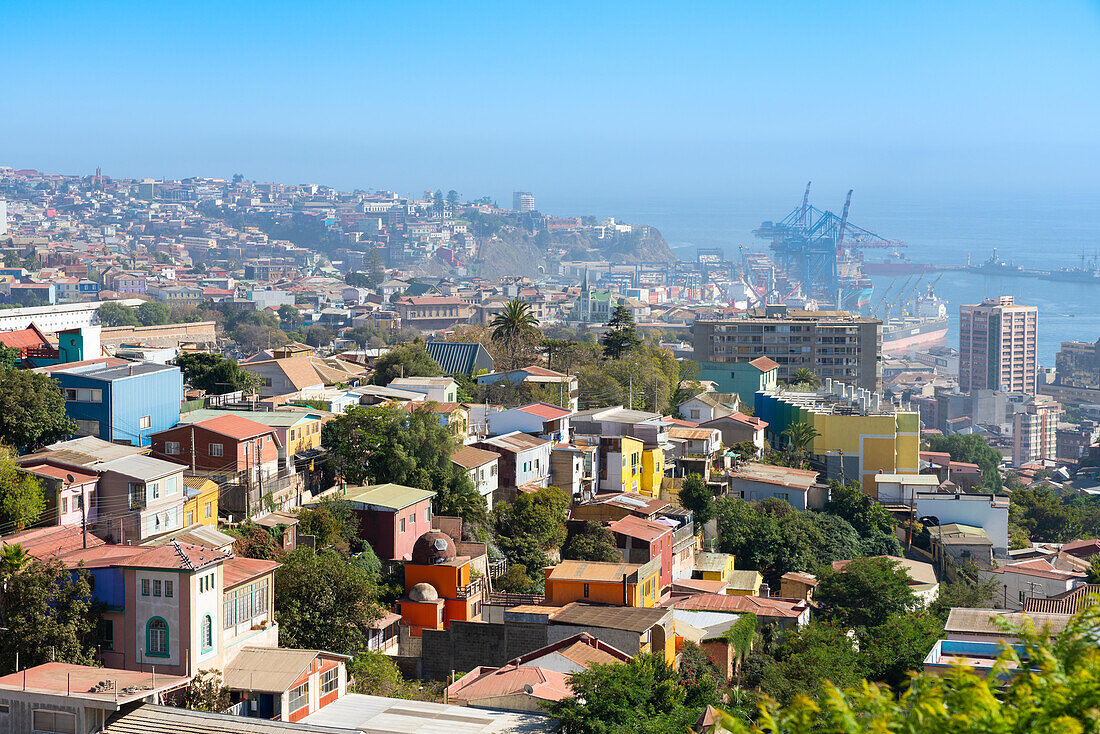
[759,582,770,598]
[128,364,134,376]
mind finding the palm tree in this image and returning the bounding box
[490,300,539,369]
[789,368,820,388]
[782,421,820,466]
[0,543,29,580]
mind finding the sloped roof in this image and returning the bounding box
[608,514,672,543]
[103,702,348,733]
[446,664,572,705]
[194,413,277,440]
[517,402,573,420]
[224,647,344,693]
[549,602,669,632]
[748,356,780,372]
[0,525,105,560]
[944,608,1072,637]
[546,560,643,583]
[451,445,500,469]
[245,357,326,390]
[342,483,435,511]
[479,431,550,453]
[426,341,493,375]
[94,454,184,481]
[666,593,806,618]
[222,557,282,588]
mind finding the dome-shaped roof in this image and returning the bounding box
[411,530,457,565]
[408,582,439,602]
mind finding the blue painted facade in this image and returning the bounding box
[82,566,126,612]
[53,363,183,446]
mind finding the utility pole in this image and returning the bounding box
[190,426,196,472]
[628,372,633,410]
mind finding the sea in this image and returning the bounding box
[538,190,1100,367]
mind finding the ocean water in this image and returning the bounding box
[538,190,1100,367]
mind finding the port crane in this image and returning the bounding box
[755,183,909,303]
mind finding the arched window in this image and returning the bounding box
[147,617,169,657]
[202,614,213,651]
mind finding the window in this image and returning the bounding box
[583,583,590,598]
[139,415,152,430]
[150,482,159,500]
[399,518,405,533]
[153,580,162,597]
[74,419,100,437]
[204,502,212,519]
[165,476,177,494]
[32,710,75,733]
[166,441,181,455]
[288,682,309,712]
[98,618,114,651]
[209,443,223,457]
[61,496,68,514]
[425,508,430,523]
[201,615,213,651]
[129,483,145,510]
[0,703,7,713]
[185,510,194,525]
[321,667,339,696]
[141,579,150,596]
[409,513,415,526]
[64,388,102,403]
[165,580,173,598]
[146,617,169,657]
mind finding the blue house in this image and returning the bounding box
[50,362,183,446]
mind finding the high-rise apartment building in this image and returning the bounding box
[693,305,882,392]
[1012,396,1060,465]
[512,191,535,212]
[959,296,1038,394]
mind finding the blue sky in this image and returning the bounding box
[3,1,1099,203]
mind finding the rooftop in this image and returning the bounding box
[479,431,551,453]
[666,593,806,618]
[607,514,673,543]
[730,462,819,490]
[451,445,500,469]
[103,703,348,733]
[0,663,189,706]
[93,454,185,481]
[546,560,644,584]
[224,647,348,693]
[341,483,436,511]
[223,557,282,588]
[549,602,669,632]
[944,608,1073,637]
[301,693,557,733]
[190,413,278,440]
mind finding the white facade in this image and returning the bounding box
[0,298,143,332]
[915,492,1010,556]
[873,474,941,504]
[387,377,457,403]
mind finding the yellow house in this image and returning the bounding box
[726,570,764,596]
[693,552,737,583]
[543,559,661,608]
[182,475,219,527]
[755,389,920,496]
[639,446,664,498]
[598,435,644,494]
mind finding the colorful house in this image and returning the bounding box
[607,515,674,595]
[597,435,643,494]
[755,385,920,495]
[543,559,661,608]
[341,483,435,561]
[639,445,664,498]
[182,476,219,527]
[398,530,485,636]
[223,646,350,723]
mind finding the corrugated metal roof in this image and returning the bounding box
[104,703,348,732]
[223,647,321,693]
[342,483,436,510]
[549,602,669,632]
[94,454,184,481]
[426,341,492,376]
[944,608,1072,636]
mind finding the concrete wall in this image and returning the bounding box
[420,620,548,681]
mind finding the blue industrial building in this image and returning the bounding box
[50,362,183,446]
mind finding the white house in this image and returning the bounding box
[873,473,941,504]
[915,492,1010,557]
[387,376,457,403]
[451,445,500,508]
[678,393,740,423]
[488,402,572,442]
[982,558,1086,611]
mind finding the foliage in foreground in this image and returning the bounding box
[711,600,1100,733]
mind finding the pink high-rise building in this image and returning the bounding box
[959,296,1038,394]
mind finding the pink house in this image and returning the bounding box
[21,463,99,527]
[340,483,436,561]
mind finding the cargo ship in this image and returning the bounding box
[881,287,948,353]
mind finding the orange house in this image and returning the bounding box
[543,559,661,608]
[398,530,485,636]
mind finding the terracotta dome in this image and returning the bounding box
[411,530,457,565]
[408,582,439,602]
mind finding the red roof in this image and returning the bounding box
[1,526,105,560]
[401,296,466,306]
[20,464,98,485]
[518,402,572,420]
[748,356,780,372]
[519,365,568,378]
[988,559,1086,581]
[0,324,50,352]
[195,414,275,441]
[222,557,282,588]
[665,593,807,618]
[1062,539,1100,559]
[607,514,673,543]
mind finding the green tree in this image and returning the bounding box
[928,560,998,619]
[229,522,283,560]
[303,325,334,347]
[96,300,139,326]
[547,653,720,734]
[348,651,443,701]
[322,404,460,490]
[344,271,371,288]
[277,304,300,325]
[814,557,919,629]
[371,341,443,385]
[711,602,1100,733]
[135,301,171,326]
[1009,484,1083,542]
[0,369,77,451]
[274,548,381,655]
[0,542,31,581]
[494,485,570,554]
[925,432,1004,492]
[858,611,945,689]
[0,559,98,671]
[490,300,540,370]
[0,342,22,371]
[823,479,902,556]
[295,496,361,551]
[0,446,45,531]
[601,303,641,359]
[175,352,259,395]
[432,468,489,532]
[781,421,819,464]
[184,669,232,711]
[731,440,759,461]
[788,368,820,387]
[678,473,715,526]
[446,189,460,207]
[743,622,865,705]
[562,521,620,562]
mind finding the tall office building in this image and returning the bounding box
[693,305,882,392]
[959,296,1038,394]
[512,191,535,212]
